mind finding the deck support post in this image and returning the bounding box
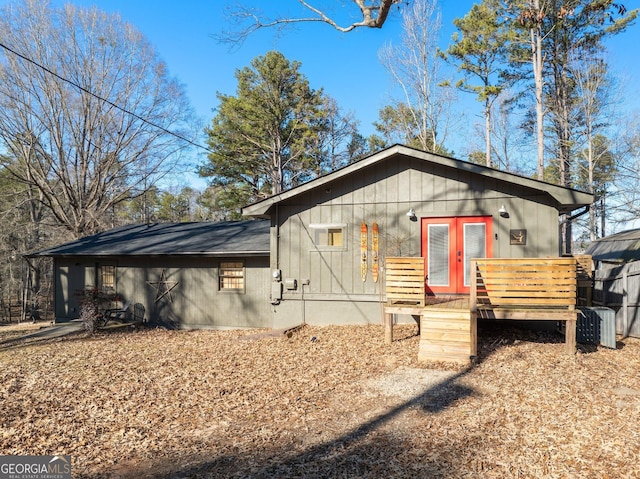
[565,318,576,354]
[384,312,393,344]
[412,314,421,335]
[383,306,424,345]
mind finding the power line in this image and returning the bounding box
[0,40,214,154]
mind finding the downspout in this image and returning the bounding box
[564,205,591,223]
[270,203,283,306]
[274,202,280,272]
[559,205,591,254]
[300,280,309,325]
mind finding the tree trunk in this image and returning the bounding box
[552,32,572,188]
[530,5,545,180]
[485,97,492,167]
[587,132,597,241]
[600,197,606,238]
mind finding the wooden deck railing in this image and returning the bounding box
[385,257,425,307]
[384,256,588,359]
[470,257,578,354]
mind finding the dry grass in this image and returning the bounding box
[1,322,639,478]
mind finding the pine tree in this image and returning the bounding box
[202,51,327,215]
[447,0,510,167]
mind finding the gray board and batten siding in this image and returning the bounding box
[243,145,594,330]
[30,220,273,329]
[30,145,594,331]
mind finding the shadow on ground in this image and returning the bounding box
[95,365,475,479]
[30,319,602,479]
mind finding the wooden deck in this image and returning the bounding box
[471,258,578,355]
[385,296,474,364]
[383,256,588,364]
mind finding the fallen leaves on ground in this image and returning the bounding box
[1,322,639,478]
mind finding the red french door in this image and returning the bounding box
[421,216,493,294]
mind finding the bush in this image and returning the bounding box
[78,288,118,333]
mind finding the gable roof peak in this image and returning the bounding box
[242,144,594,217]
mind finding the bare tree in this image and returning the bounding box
[221,0,404,46]
[377,0,456,153]
[610,114,640,228]
[489,91,529,173]
[570,53,618,240]
[0,163,62,322]
[507,0,636,185]
[507,0,547,181]
[0,0,197,238]
[313,96,360,173]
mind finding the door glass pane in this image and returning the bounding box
[428,224,449,286]
[464,223,486,286]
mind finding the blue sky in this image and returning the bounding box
[62,0,471,131]
[10,1,640,188]
[48,1,484,151]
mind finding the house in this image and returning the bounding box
[242,144,594,330]
[29,220,272,329]
[33,145,594,330]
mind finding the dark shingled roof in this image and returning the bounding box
[29,220,270,257]
[585,228,640,264]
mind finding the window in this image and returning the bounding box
[219,261,245,292]
[98,264,116,293]
[427,224,449,286]
[310,224,347,251]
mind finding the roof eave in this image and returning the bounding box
[241,145,595,217]
[28,250,270,258]
[242,145,406,217]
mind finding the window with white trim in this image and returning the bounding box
[219,261,245,292]
[309,224,347,251]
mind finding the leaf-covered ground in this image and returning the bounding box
[1,322,639,478]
